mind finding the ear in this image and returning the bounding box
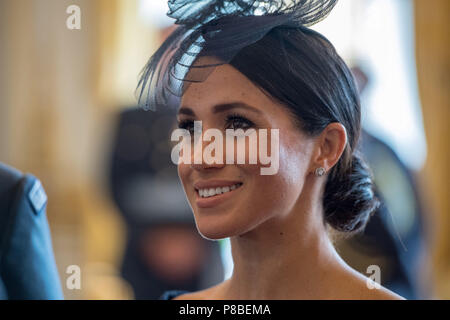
[310,122,348,173]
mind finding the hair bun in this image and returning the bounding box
[323,152,380,233]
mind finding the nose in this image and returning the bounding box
[190,131,225,171]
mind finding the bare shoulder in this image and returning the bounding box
[338,268,406,300]
[360,285,405,300]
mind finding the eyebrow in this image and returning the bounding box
[178,102,262,117]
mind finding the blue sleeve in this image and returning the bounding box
[0,174,64,300]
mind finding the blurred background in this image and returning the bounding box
[0,0,448,299]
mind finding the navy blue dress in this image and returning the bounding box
[159,290,191,300]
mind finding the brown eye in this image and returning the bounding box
[225,114,254,130]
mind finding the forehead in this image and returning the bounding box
[178,59,305,138]
[180,61,274,111]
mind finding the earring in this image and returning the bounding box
[315,167,326,177]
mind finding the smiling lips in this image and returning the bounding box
[193,180,243,208]
[198,183,243,198]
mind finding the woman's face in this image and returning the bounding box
[177,63,316,240]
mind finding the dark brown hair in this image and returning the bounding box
[228,25,380,233]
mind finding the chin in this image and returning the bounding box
[197,229,230,241]
[194,213,246,240]
[196,225,234,241]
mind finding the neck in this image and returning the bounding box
[222,189,345,299]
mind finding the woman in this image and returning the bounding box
[138,0,404,300]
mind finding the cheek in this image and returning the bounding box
[239,133,309,218]
[177,163,191,195]
[278,138,309,191]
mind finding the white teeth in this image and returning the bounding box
[198,183,242,198]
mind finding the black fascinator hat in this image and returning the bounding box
[137,0,338,110]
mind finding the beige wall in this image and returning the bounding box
[0,0,156,299]
[415,0,450,299]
